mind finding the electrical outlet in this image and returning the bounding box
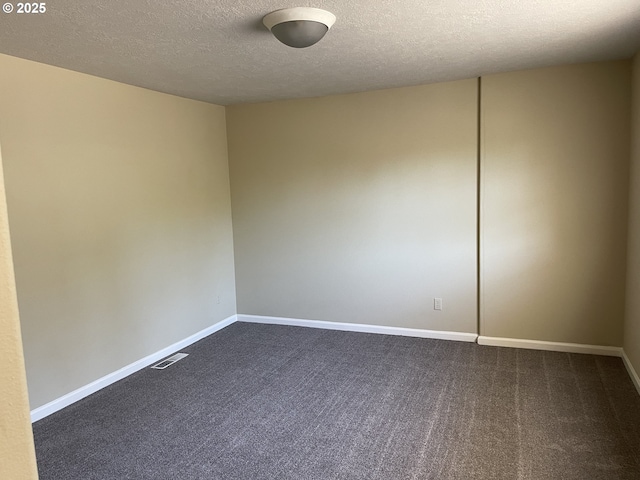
[216,295,221,304]
[434,298,443,311]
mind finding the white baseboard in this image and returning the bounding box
[31,315,637,423]
[31,314,237,423]
[477,336,623,357]
[237,314,478,343]
[622,350,640,396]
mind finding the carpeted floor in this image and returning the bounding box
[33,322,640,479]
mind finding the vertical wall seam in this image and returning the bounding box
[476,76,482,339]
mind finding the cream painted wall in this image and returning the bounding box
[227,80,478,333]
[0,148,38,479]
[481,61,631,346]
[1,51,634,419]
[0,54,237,409]
[625,53,640,376]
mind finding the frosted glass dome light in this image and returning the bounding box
[263,7,336,48]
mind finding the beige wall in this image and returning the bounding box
[227,80,478,333]
[0,148,38,479]
[0,54,237,409]
[481,61,631,345]
[625,53,640,376]
[1,52,635,421]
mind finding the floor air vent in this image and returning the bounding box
[151,353,188,370]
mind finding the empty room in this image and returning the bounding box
[1,1,640,479]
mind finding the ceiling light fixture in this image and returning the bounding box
[263,7,336,48]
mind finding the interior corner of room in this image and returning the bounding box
[1,49,640,478]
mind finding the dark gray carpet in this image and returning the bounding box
[33,322,640,479]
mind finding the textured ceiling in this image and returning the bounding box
[1,1,639,105]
